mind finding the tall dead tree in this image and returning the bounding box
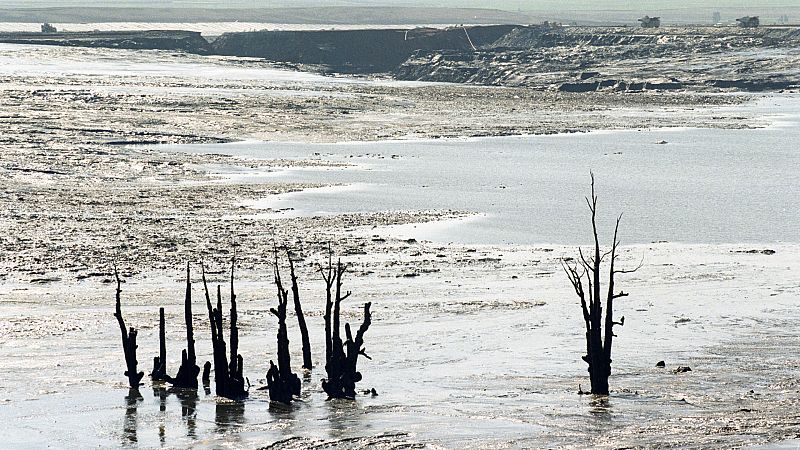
[287,251,313,371]
[150,307,167,381]
[267,253,301,404]
[562,174,639,396]
[321,247,335,365]
[166,263,200,389]
[227,255,243,393]
[319,255,372,399]
[202,259,247,400]
[113,267,144,391]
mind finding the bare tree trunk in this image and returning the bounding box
[150,307,167,381]
[563,174,637,396]
[320,259,373,400]
[320,245,334,365]
[201,261,223,394]
[287,252,313,370]
[227,254,246,395]
[202,361,211,389]
[185,264,196,365]
[201,260,247,400]
[166,263,199,389]
[267,253,301,404]
[113,267,144,391]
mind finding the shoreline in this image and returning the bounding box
[1,41,799,448]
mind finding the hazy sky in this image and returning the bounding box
[2,0,798,9]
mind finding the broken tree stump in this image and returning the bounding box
[320,257,373,399]
[113,267,144,391]
[150,307,168,381]
[202,259,248,400]
[267,253,301,404]
[202,361,211,386]
[165,263,200,390]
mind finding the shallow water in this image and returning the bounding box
[2,243,799,449]
[168,95,800,246]
[2,43,800,449]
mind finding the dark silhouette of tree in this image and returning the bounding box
[319,251,372,399]
[113,266,144,391]
[266,251,301,404]
[320,245,335,365]
[562,174,639,396]
[287,251,313,371]
[202,361,211,392]
[150,307,168,381]
[165,263,200,389]
[227,254,243,394]
[201,258,248,400]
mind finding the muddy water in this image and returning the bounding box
[170,95,800,246]
[2,243,800,449]
[1,43,799,448]
[4,144,799,449]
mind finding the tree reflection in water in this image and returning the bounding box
[215,401,246,434]
[174,389,199,438]
[325,398,364,439]
[123,389,142,445]
[153,386,168,443]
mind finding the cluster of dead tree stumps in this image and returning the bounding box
[112,248,373,406]
[115,175,637,413]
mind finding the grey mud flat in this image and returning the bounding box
[0,43,759,281]
[0,42,798,449]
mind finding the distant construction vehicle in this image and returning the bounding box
[638,16,661,28]
[41,23,57,33]
[736,16,760,28]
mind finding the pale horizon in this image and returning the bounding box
[2,0,799,11]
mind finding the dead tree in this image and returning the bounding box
[202,361,211,387]
[202,259,247,400]
[227,255,247,397]
[113,267,144,391]
[287,251,313,370]
[165,263,200,389]
[203,262,226,396]
[150,307,168,381]
[562,174,639,396]
[267,253,301,404]
[320,246,335,365]
[319,256,373,399]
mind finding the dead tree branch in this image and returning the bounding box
[113,266,144,391]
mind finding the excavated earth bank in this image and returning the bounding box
[2,25,799,93]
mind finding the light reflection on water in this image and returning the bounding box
[0,40,797,447]
[3,256,799,450]
[123,390,142,446]
[168,96,800,246]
